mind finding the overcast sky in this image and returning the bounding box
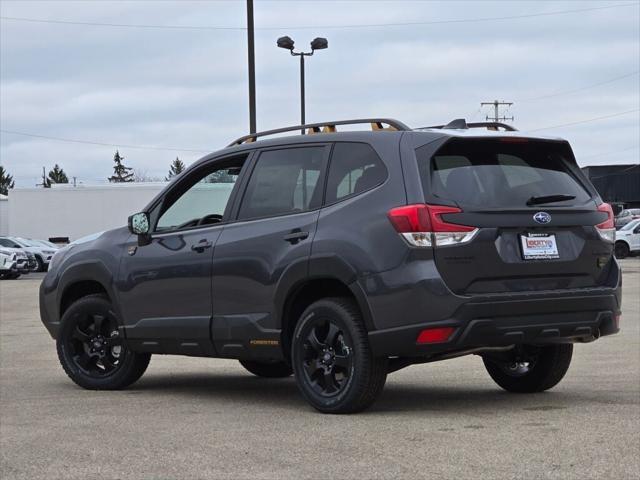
[1,0,639,187]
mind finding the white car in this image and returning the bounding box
[0,237,58,272]
[614,219,640,259]
[0,249,17,273]
[0,247,29,279]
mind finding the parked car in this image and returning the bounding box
[615,208,640,229]
[0,249,17,275]
[40,118,621,413]
[614,219,640,258]
[0,236,57,271]
[0,246,29,279]
[28,239,63,250]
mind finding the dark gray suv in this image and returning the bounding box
[40,118,622,413]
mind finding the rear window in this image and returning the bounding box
[416,139,591,208]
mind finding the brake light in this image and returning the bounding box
[387,204,478,247]
[595,203,615,243]
[416,327,456,344]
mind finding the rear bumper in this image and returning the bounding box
[367,257,622,358]
[369,290,620,357]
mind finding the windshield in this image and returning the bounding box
[416,138,591,209]
[620,219,640,231]
[16,238,39,247]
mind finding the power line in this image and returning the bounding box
[528,109,640,132]
[518,70,640,102]
[0,3,636,31]
[0,129,210,154]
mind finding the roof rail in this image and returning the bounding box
[423,118,518,132]
[227,118,411,147]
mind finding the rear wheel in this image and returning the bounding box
[291,297,387,414]
[483,344,573,393]
[615,241,630,259]
[239,360,292,378]
[56,294,150,390]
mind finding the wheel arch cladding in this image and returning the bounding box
[279,277,374,358]
[59,280,110,317]
[57,262,116,318]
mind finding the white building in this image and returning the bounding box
[3,182,235,242]
[5,183,164,242]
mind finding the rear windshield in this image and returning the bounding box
[416,138,591,208]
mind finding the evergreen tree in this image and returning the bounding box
[207,169,236,183]
[165,157,186,181]
[0,165,15,195]
[108,150,133,183]
[47,164,69,185]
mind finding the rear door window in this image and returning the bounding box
[325,143,387,204]
[237,146,327,220]
[418,139,591,208]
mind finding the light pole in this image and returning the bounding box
[277,36,328,133]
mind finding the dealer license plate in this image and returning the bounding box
[520,233,559,260]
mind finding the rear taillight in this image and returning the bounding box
[387,204,478,247]
[595,203,615,243]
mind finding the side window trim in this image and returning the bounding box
[232,143,331,222]
[149,151,255,234]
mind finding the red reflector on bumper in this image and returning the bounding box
[416,327,456,344]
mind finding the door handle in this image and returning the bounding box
[283,230,309,244]
[191,240,213,253]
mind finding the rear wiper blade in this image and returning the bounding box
[526,194,576,206]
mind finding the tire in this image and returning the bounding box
[291,297,387,414]
[56,294,150,390]
[615,241,630,259]
[35,255,45,272]
[239,360,293,378]
[483,344,573,393]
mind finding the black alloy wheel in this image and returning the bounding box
[301,319,354,397]
[66,311,124,377]
[292,298,387,414]
[57,294,150,390]
[483,344,573,393]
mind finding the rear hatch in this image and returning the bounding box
[415,137,614,295]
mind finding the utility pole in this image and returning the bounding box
[246,0,256,134]
[37,166,48,188]
[481,100,514,122]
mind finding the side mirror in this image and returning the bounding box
[128,212,150,235]
[128,212,152,246]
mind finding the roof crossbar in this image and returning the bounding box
[227,118,411,147]
[425,119,518,132]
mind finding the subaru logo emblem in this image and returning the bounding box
[533,212,552,224]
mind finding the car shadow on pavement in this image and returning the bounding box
[128,371,624,415]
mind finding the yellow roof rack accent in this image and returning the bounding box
[228,118,410,147]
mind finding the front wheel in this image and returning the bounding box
[56,294,151,390]
[483,344,573,393]
[615,241,630,259]
[291,297,387,414]
[239,360,292,378]
[35,255,45,272]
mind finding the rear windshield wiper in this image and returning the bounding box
[526,194,576,206]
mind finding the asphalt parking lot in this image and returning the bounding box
[1,260,639,480]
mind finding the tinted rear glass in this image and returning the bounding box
[325,143,387,204]
[417,139,591,208]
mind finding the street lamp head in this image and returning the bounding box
[277,36,295,51]
[310,37,328,51]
